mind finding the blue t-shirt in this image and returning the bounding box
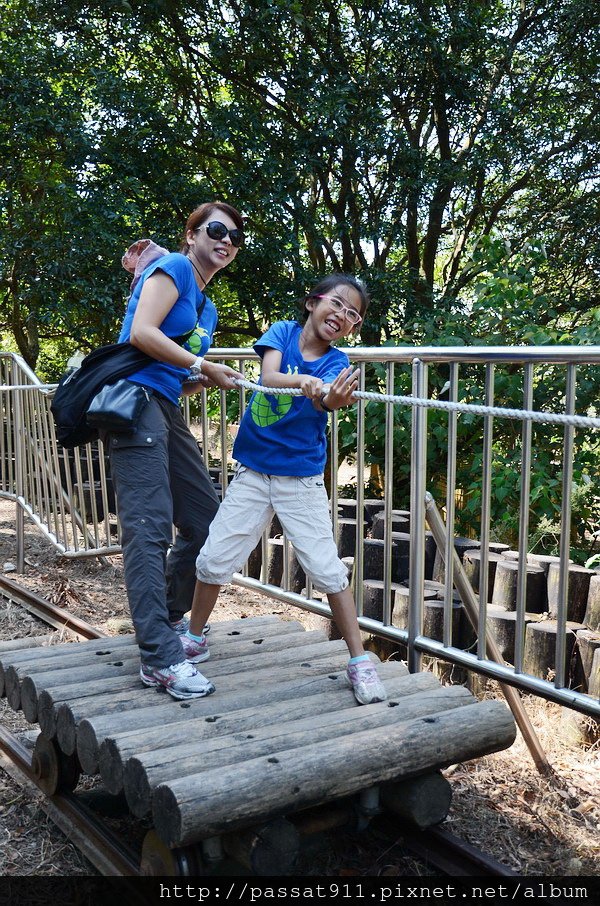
[233,321,349,476]
[118,252,218,405]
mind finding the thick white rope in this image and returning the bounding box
[234,378,600,430]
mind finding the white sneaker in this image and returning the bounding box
[140,660,215,700]
[346,659,387,705]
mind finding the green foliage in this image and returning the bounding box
[2,0,599,558]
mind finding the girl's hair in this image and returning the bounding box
[302,273,370,321]
[179,202,244,252]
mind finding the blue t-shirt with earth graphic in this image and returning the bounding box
[118,252,218,405]
[233,320,349,476]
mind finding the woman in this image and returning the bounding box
[108,202,244,700]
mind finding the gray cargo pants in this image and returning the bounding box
[107,394,220,668]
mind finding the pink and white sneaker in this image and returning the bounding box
[346,660,387,705]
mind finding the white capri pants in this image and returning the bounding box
[196,465,349,594]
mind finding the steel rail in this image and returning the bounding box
[391,820,518,877]
[0,725,140,877]
[0,574,107,639]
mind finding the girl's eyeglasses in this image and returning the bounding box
[196,221,245,247]
[314,294,363,326]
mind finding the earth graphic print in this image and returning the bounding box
[250,365,297,427]
[186,326,209,355]
[251,391,293,426]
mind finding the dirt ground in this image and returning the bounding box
[0,497,599,877]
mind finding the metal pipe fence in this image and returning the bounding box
[2,347,599,718]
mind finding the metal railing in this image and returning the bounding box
[2,347,599,719]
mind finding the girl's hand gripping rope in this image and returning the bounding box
[320,366,360,412]
[299,374,325,400]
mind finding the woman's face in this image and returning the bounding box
[186,210,242,274]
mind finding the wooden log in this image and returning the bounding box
[381,772,452,829]
[80,659,411,779]
[547,564,595,624]
[266,538,283,586]
[362,539,387,580]
[488,542,510,554]
[527,553,566,577]
[424,531,437,580]
[361,579,408,622]
[122,682,472,817]
[222,818,300,876]
[363,498,385,527]
[245,540,262,579]
[33,627,324,734]
[484,606,544,664]
[0,635,137,698]
[285,549,306,595]
[389,532,410,584]
[337,498,357,519]
[589,648,600,698]
[391,585,438,631]
[57,639,351,756]
[152,699,516,845]
[370,513,409,540]
[7,654,144,716]
[462,550,504,602]
[392,596,461,643]
[336,518,358,557]
[31,733,80,796]
[98,662,418,793]
[573,630,600,693]
[490,560,546,614]
[584,575,600,631]
[522,620,583,681]
[0,614,287,696]
[0,634,56,654]
[432,537,480,583]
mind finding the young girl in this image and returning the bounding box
[181,274,386,705]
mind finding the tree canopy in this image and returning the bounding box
[1,0,599,368]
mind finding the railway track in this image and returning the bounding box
[0,575,516,879]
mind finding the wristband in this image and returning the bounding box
[189,356,204,374]
[320,391,333,413]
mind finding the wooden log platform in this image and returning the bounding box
[0,612,516,854]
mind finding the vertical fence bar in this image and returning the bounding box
[555,365,576,689]
[354,363,366,617]
[382,363,395,626]
[408,359,428,673]
[324,406,340,603]
[12,361,25,572]
[219,388,228,495]
[514,363,534,674]
[478,363,495,659]
[443,363,459,647]
[200,386,210,469]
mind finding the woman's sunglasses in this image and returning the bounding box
[314,294,363,325]
[196,221,245,247]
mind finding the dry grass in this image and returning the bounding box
[443,689,599,875]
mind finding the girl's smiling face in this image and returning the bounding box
[306,283,363,342]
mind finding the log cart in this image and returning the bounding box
[0,614,516,876]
